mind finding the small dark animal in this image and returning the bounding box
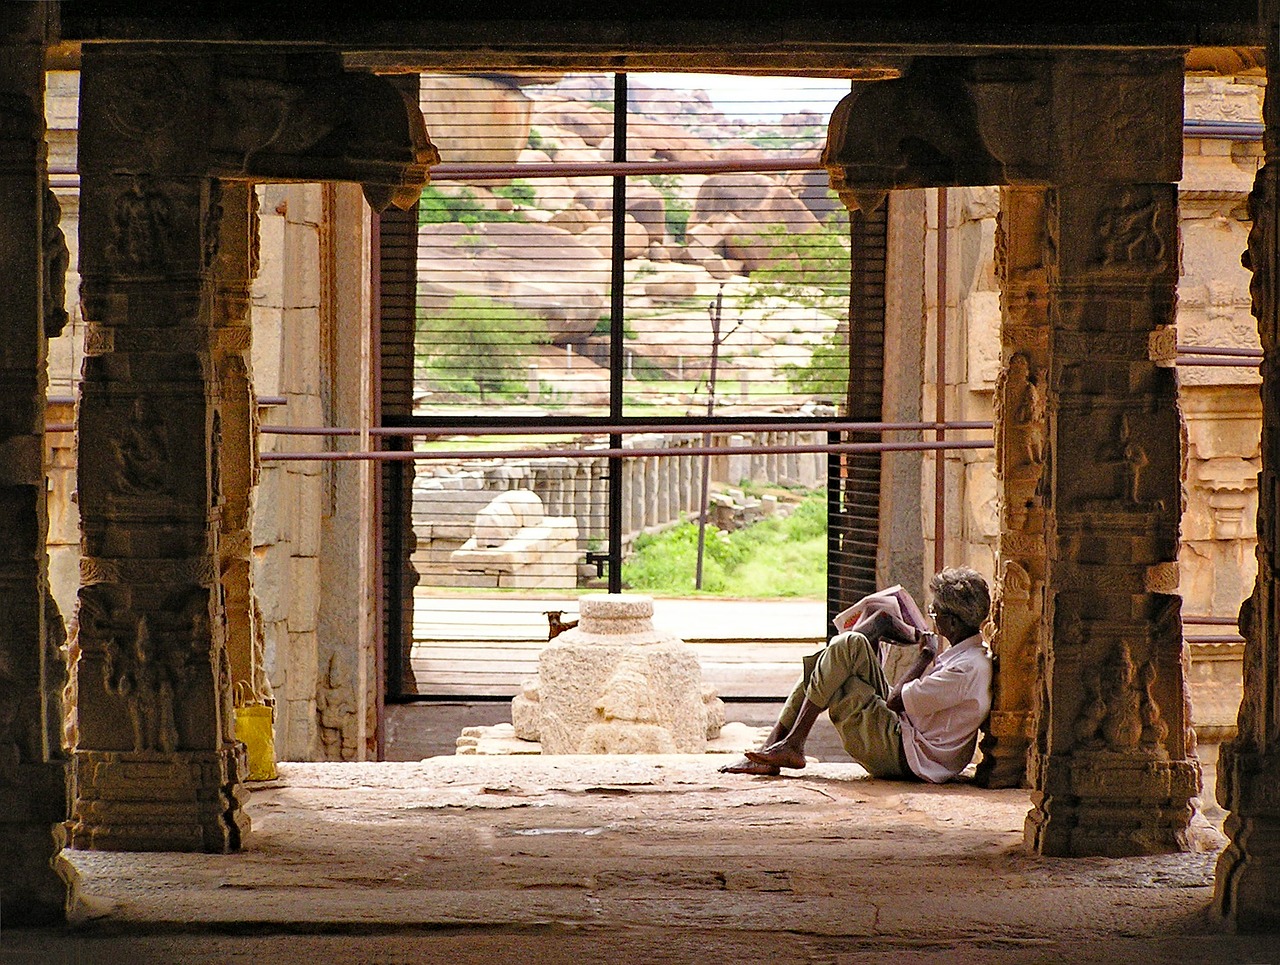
[545,610,578,640]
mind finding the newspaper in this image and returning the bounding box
[832,584,930,636]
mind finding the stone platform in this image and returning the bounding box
[6,751,1269,965]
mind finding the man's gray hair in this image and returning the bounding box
[929,566,991,631]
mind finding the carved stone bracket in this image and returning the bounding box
[80,47,439,212]
[824,54,1182,212]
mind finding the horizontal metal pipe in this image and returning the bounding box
[1182,119,1264,140]
[1176,358,1262,367]
[45,394,288,406]
[261,437,994,463]
[1178,344,1263,358]
[430,156,823,181]
[260,418,995,438]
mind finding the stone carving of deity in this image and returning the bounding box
[113,397,173,497]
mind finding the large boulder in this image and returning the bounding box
[417,221,610,343]
[693,174,823,235]
[420,75,533,165]
[627,182,669,247]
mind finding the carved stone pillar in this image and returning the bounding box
[975,187,1048,789]
[1024,176,1197,856]
[825,52,1194,852]
[68,46,431,849]
[72,154,245,848]
[1215,22,1280,930]
[0,4,69,922]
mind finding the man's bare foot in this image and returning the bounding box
[744,741,807,770]
[718,756,781,776]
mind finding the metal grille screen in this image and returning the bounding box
[404,73,857,698]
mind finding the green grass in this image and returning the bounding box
[622,492,825,597]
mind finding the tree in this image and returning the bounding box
[416,295,548,402]
[737,213,852,399]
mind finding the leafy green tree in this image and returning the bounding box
[641,173,691,244]
[737,216,850,306]
[417,185,526,226]
[417,295,548,402]
[738,212,852,399]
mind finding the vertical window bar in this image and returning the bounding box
[608,71,628,593]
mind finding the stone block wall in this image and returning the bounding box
[251,182,374,762]
[920,185,1001,585]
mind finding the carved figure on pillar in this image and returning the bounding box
[42,186,68,337]
[112,397,174,497]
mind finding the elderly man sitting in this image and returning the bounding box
[721,566,992,783]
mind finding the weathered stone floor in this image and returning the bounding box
[3,755,1276,964]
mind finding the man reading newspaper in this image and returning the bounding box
[720,566,993,783]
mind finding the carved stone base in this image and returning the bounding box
[1026,751,1200,856]
[69,747,246,852]
[0,761,69,924]
[1214,744,1280,930]
[974,711,1031,788]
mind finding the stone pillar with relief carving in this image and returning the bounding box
[0,4,70,922]
[975,187,1048,790]
[67,46,432,850]
[825,54,1197,842]
[1214,21,1280,931]
[71,50,244,851]
[1024,55,1198,856]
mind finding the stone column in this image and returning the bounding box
[0,4,69,923]
[70,50,244,851]
[620,457,633,537]
[644,452,660,529]
[213,183,268,703]
[975,187,1048,789]
[1215,21,1280,930]
[1024,57,1196,855]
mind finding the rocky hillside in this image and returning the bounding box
[416,74,851,403]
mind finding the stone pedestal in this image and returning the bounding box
[511,594,722,754]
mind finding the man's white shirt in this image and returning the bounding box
[899,633,993,783]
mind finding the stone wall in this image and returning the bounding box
[252,183,375,762]
[45,69,80,623]
[920,186,1001,585]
